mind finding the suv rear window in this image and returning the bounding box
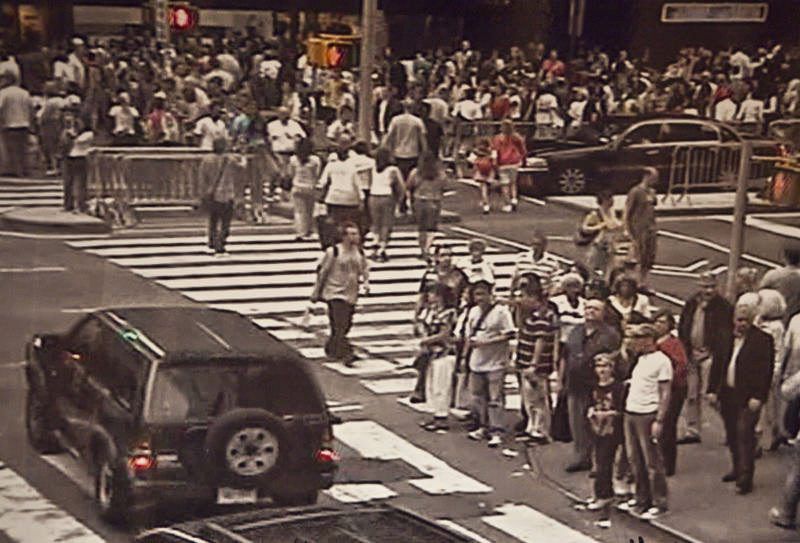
[147,362,324,423]
[233,511,462,542]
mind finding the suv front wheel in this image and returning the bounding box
[25,389,61,454]
[205,408,288,489]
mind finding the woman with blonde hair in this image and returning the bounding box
[756,289,788,451]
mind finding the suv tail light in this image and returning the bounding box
[128,440,157,473]
[315,448,339,464]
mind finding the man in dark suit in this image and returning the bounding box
[707,303,774,494]
[677,273,734,444]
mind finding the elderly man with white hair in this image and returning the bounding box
[707,300,775,495]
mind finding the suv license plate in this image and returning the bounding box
[217,487,258,505]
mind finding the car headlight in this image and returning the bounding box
[526,157,549,170]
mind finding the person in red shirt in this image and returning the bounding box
[541,49,566,81]
[654,309,689,476]
[489,84,511,120]
[491,119,526,212]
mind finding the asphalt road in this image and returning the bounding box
[1,185,797,543]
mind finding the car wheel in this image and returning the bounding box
[272,490,319,507]
[25,389,61,454]
[205,408,288,488]
[555,167,588,195]
[95,453,132,525]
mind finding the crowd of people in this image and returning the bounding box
[310,226,800,530]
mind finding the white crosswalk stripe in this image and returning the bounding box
[0,179,63,208]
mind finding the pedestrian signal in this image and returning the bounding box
[307,34,360,68]
[168,4,198,31]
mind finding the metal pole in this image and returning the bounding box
[358,0,377,145]
[726,140,753,303]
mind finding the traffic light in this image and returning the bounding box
[168,3,198,32]
[307,34,360,69]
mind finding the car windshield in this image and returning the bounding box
[232,511,460,542]
[146,361,323,423]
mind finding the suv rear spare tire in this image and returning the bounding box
[204,408,287,488]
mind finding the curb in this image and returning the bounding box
[0,207,111,235]
[545,196,795,217]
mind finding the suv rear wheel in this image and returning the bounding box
[95,453,132,525]
[205,408,288,488]
[555,166,589,194]
[25,389,61,454]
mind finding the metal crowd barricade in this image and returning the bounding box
[86,147,266,222]
[768,119,800,149]
[664,142,775,203]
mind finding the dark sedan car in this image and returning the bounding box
[517,116,779,195]
[24,306,337,524]
[135,504,476,542]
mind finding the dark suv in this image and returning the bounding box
[24,306,337,524]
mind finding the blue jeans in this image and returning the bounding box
[469,369,505,435]
[777,438,800,522]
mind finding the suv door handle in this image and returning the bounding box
[645,150,660,155]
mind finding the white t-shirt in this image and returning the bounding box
[465,303,516,372]
[452,99,483,121]
[370,166,401,197]
[193,117,228,150]
[267,119,306,154]
[625,350,673,414]
[108,104,139,135]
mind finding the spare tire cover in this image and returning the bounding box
[204,408,288,488]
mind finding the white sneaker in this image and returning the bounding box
[616,498,639,512]
[640,507,667,520]
[586,498,611,511]
[510,198,519,211]
[482,204,490,214]
[487,434,503,448]
[501,204,513,213]
[593,519,611,529]
[213,252,230,259]
[468,428,487,441]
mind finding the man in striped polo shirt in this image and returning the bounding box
[515,274,560,443]
[511,231,563,295]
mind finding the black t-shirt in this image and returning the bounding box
[589,380,625,439]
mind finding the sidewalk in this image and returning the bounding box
[526,407,797,543]
[547,191,794,216]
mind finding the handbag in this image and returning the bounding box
[453,303,496,410]
[200,157,228,211]
[550,391,573,443]
[574,210,600,247]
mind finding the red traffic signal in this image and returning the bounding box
[168,5,198,31]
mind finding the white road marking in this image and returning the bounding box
[0,361,25,369]
[334,420,492,494]
[0,266,66,273]
[397,394,521,413]
[327,404,364,413]
[360,377,417,394]
[324,483,398,503]
[659,229,779,269]
[714,215,800,240]
[482,503,598,543]
[520,195,546,206]
[323,359,399,376]
[0,461,104,543]
[437,520,495,543]
[0,230,110,240]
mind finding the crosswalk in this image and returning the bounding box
[0,178,63,211]
[66,229,524,407]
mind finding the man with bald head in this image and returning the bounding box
[707,302,774,494]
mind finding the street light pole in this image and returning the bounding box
[358,0,377,145]
[726,140,753,303]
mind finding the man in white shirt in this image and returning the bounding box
[621,323,672,519]
[714,95,738,123]
[108,92,140,146]
[267,106,306,156]
[193,102,228,151]
[0,71,32,176]
[465,280,516,448]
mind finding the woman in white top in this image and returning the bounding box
[736,91,764,130]
[368,148,404,261]
[287,138,322,240]
[108,92,140,146]
[317,135,365,238]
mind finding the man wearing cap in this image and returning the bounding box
[619,322,672,519]
[707,303,774,494]
[561,298,621,472]
[465,280,516,448]
[677,273,734,444]
[384,98,427,212]
[551,273,587,345]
